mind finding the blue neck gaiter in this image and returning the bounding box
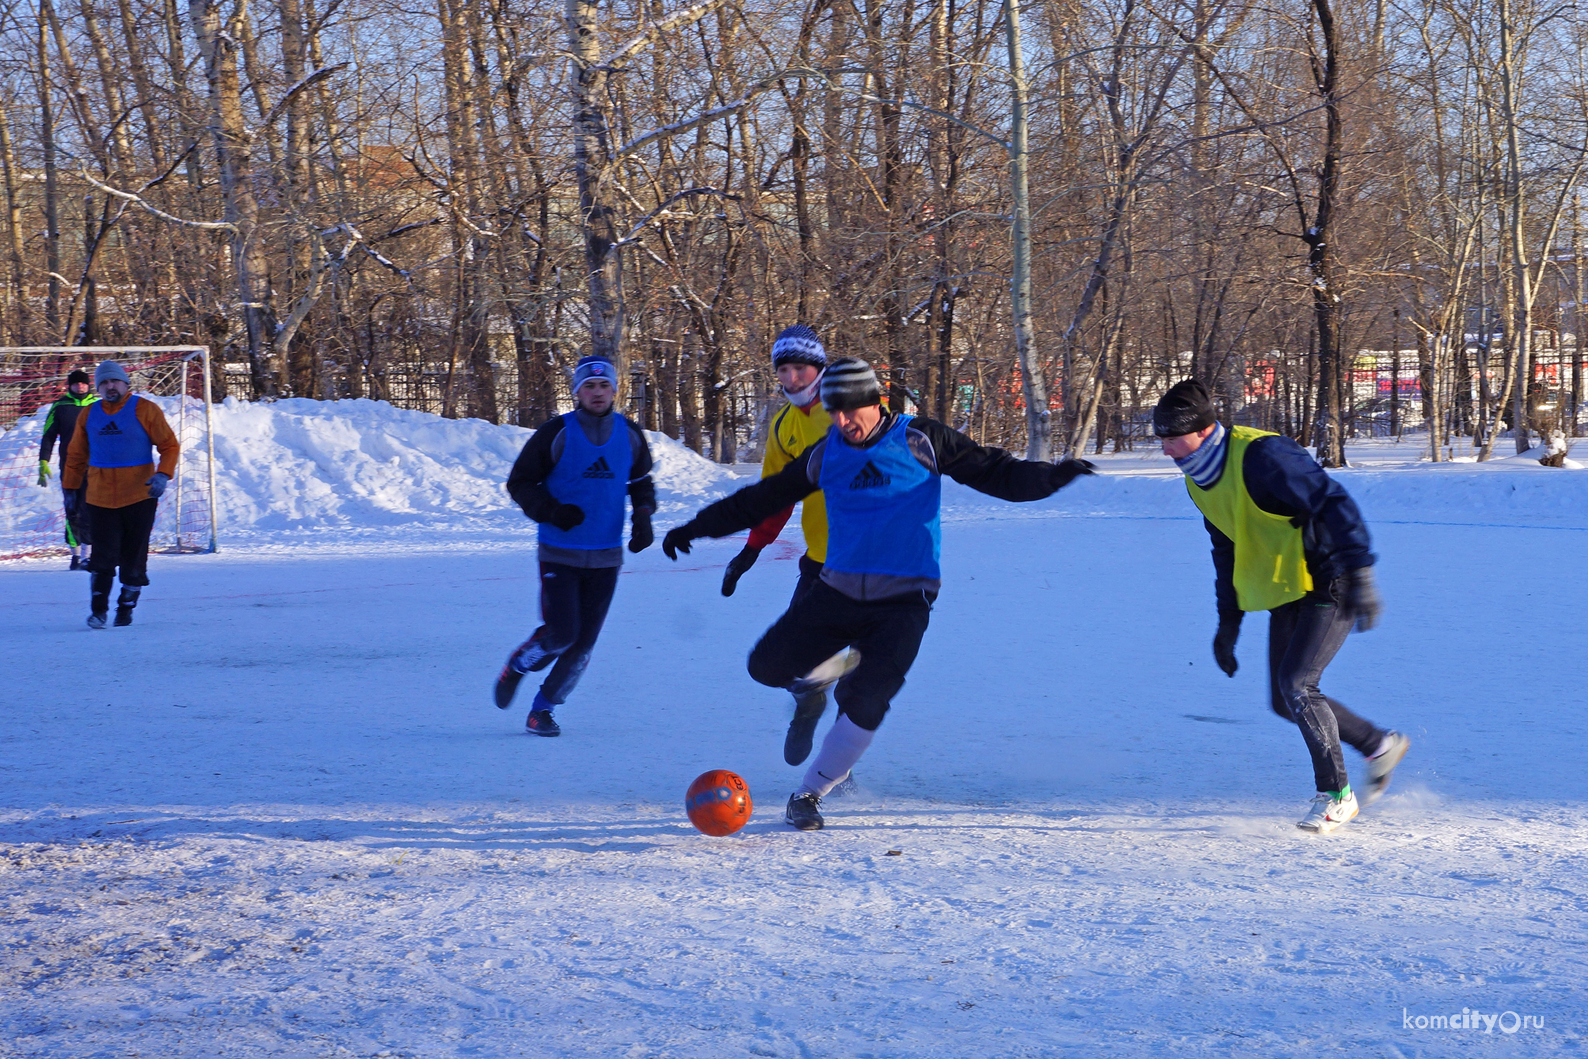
[1173,422,1228,489]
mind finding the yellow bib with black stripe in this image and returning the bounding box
[1187,426,1313,612]
[763,401,831,562]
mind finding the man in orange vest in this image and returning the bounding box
[62,360,180,628]
[1154,379,1408,833]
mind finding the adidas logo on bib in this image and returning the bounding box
[848,460,890,490]
[98,421,123,435]
[582,456,615,479]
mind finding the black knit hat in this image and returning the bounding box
[1153,378,1216,437]
[820,357,882,412]
[66,369,91,386]
[771,324,827,368]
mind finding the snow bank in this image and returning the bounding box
[10,396,1588,548]
[943,438,1588,530]
[179,397,741,539]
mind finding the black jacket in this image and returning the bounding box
[1207,434,1375,619]
[506,409,657,523]
[39,392,97,462]
[683,412,1063,540]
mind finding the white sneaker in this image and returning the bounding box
[791,648,861,694]
[1361,732,1410,806]
[1297,789,1359,833]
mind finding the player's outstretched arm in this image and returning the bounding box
[663,448,820,561]
[910,417,1095,501]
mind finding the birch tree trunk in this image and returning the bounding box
[190,0,282,396]
[1004,0,1050,460]
[567,0,625,367]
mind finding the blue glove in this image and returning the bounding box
[146,472,170,499]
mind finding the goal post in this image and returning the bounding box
[0,346,220,561]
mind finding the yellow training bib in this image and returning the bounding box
[1186,426,1313,612]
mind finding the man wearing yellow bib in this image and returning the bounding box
[718,325,842,767]
[1154,379,1409,833]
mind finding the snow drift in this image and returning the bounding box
[7,395,1588,551]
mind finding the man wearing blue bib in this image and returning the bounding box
[497,356,657,736]
[662,358,1096,830]
[61,360,180,628]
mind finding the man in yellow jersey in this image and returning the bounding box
[718,324,841,766]
[1154,379,1409,833]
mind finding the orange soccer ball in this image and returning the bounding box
[685,769,753,836]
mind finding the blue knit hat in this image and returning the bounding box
[572,355,616,391]
[771,325,827,369]
[94,360,130,387]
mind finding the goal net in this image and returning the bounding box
[0,346,219,561]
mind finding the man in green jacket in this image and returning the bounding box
[38,369,97,570]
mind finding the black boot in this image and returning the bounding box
[88,571,112,629]
[784,688,828,766]
[114,586,141,627]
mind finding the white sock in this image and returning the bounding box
[798,715,875,799]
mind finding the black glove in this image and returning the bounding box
[1213,615,1241,677]
[1051,458,1096,489]
[721,545,762,596]
[547,503,585,531]
[146,472,170,499]
[628,510,654,553]
[1338,566,1382,632]
[662,524,698,561]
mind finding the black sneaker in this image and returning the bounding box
[69,556,84,571]
[113,606,134,627]
[494,661,526,709]
[784,689,828,766]
[525,709,561,737]
[784,792,823,831]
[86,611,107,630]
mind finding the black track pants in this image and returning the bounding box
[86,499,158,586]
[747,579,931,731]
[789,553,824,608]
[63,487,91,547]
[1267,581,1383,793]
[535,562,619,705]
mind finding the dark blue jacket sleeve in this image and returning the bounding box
[1242,436,1374,581]
[1205,517,1242,622]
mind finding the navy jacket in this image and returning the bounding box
[1207,435,1374,620]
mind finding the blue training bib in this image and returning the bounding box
[84,395,154,468]
[819,415,941,579]
[540,412,632,550]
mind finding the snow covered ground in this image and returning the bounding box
[2,401,1585,1056]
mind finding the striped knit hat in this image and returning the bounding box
[819,357,882,412]
[771,325,827,369]
[572,355,616,391]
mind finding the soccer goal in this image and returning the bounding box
[0,346,220,561]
